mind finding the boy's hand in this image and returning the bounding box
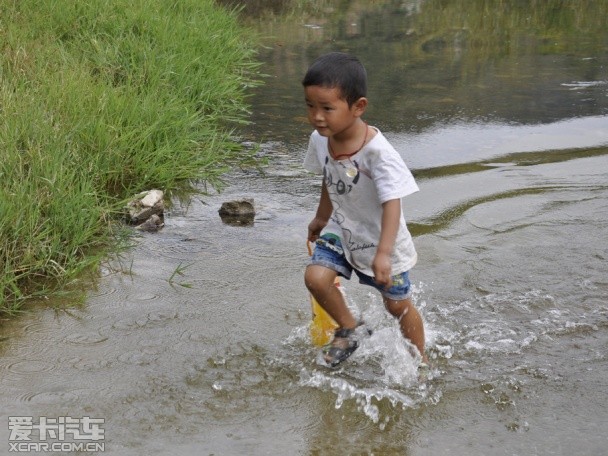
[372,251,392,288]
[374,199,401,289]
[307,217,327,243]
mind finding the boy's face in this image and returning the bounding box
[304,85,366,139]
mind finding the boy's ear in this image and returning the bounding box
[352,97,368,116]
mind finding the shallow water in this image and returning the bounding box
[1,1,608,455]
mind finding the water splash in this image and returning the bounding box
[288,287,441,425]
[298,369,421,425]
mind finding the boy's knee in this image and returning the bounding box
[384,298,412,319]
[304,265,320,293]
[304,265,334,295]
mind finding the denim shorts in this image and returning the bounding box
[310,233,412,301]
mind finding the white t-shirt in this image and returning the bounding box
[303,128,419,276]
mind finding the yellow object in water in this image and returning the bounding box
[309,277,340,346]
[307,240,339,346]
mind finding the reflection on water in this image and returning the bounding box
[1,1,608,455]
[390,115,608,170]
[242,0,608,140]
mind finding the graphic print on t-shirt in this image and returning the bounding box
[323,156,376,257]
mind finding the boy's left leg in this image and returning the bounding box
[383,297,428,364]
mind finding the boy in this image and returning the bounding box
[302,52,428,368]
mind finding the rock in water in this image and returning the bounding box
[136,214,164,232]
[140,189,164,208]
[218,198,255,226]
[126,190,165,225]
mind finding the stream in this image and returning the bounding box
[1,1,608,455]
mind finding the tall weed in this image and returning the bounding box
[0,0,260,312]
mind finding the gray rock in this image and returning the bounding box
[136,214,164,232]
[126,190,164,225]
[218,198,255,226]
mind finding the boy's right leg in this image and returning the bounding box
[305,264,360,366]
[304,264,357,330]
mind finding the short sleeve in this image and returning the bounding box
[303,131,325,174]
[368,146,418,203]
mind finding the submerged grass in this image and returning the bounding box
[0,0,261,313]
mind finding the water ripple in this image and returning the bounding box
[6,359,56,375]
[18,388,83,404]
[63,331,109,346]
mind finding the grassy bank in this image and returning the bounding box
[0,0,260,313]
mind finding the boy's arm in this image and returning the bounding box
[307,181,333,242]
[372,198,401,287]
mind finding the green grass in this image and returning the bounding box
[0,0,261,313]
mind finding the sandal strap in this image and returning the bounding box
[334,320,371,339]
[334,327,355,338]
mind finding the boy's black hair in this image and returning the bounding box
[302,52,367,106]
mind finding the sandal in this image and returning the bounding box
[322,327,359,367]
[418,362,431,383]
